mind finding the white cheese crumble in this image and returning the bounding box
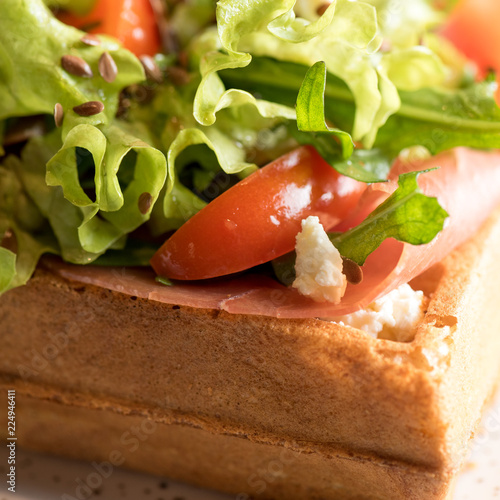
[331,284,425,342]
[292,216,347,304]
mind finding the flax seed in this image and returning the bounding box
[61,54,93,78]
[80,34,101,46]
[73,101,104,116]
[54,103,64,127]
[138,192,153,214]
[98,52,118,83]
[316,3,330,16]
[167,66,189,86]
[342,257,363,285]
[139,55,163,83]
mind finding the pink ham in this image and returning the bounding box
[46,148,500,318]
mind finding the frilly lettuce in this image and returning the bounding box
[43,0,97,15]
[0,0,167,287]
[46,123,167,257]
[1,0,499,295]
[127,80,293,234]
[192,0,336,126]
[193,0,446,147]
[364,0,444,49]
[7,124,166,265]
[0,161,58,294]
[0,0,144,122]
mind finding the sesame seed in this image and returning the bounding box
[138,192,153,214]
[73,101,104,117]
[98,51,118,83]
[54,103,64,127]
[80,34,101,46]
[139,55,163,83]
[61,54,93,78]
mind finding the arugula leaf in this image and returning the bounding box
[374,81,500,157]
[222,57,500,160]
[272,171,447,285]
[293,60,391,183]
[291,128,391,182]
[155,276,174,286]
[296,61,354,160]
[329,148,391,182]
[331,171,448,265]
[214,0,448,145]
[272,251,297,287]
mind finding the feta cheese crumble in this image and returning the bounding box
[331,284,426,342]
[292,216,347,304]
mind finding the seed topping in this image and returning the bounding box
[139,55,163,83]
[61,54,93,78]
[138,192,153,214]
[98,51,118,83]
[80,34,101,46]
[54,103,64,127]
[167,66,190,86]
[342,256,363,285]
[316,3,330,16]
[73,101,105,117]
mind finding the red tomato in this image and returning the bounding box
[59,0,161,56]
[442,0,500,74]
[151,146,366,280]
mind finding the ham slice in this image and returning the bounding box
[45,148,500,318]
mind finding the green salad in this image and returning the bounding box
[1,0,500,294]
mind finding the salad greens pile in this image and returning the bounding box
[1,0,500,294]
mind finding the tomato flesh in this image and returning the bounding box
[151,146,366,280]
[442,0,500,74]
[59,0,161,56]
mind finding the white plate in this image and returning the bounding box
[2,392,500,500]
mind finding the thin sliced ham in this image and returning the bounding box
[45,148,500,318]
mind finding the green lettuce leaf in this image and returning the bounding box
[222,57,500,160]
[296,61,354,159]
[169,0,219,49]
[0,162,58,294]
[364,0,444,49]
[374,79,500,157]
[224,0,443,146]
[192,0,431,147]
[0,0,144,123]
[47,124,167,258]
[272,170,448,285]
[0,247,16,294]
[136,81,293,232]
[92,238,159,267]
[43,0,97,15]
[379,47,445,92]
[331,171,449,265]
[12,124,166,264]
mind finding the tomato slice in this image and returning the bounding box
[151,146,366,280]
[442,0,500,75]
[59,0,161,56]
